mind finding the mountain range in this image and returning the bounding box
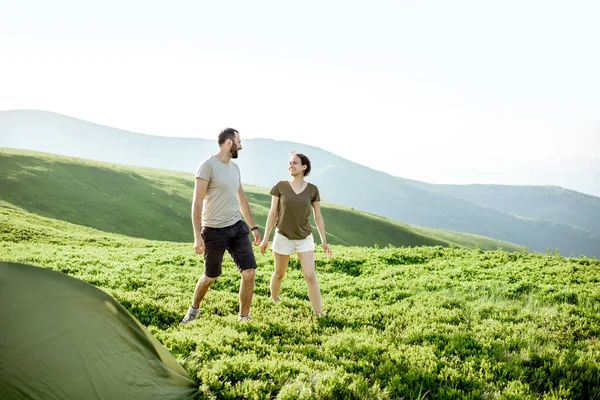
[1,109,599,257]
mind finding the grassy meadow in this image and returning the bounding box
[1,205,599,399]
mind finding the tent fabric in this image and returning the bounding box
[0,262,197,400]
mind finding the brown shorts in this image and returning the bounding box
[201,220,257,278]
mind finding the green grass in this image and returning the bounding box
[1,206,598,399]
[0,147,525,251]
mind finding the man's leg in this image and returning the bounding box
[192,274,217,308]
[270,252,290,301]
[182,274,217,324]
[182,226,226,324]
[239,268,255,317]
[228,221,258,319]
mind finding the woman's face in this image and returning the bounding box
[288,156,305,177]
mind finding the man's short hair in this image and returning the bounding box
[218,128,238,145]
[291,152,311,176]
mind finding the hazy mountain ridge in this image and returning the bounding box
[2,109,599,257]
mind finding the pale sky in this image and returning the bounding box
[1,0,599,186]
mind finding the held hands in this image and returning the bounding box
[322,243,332,259]
[194,237,205,254]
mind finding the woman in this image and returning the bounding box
[260,152,332,316]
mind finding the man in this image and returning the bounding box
[181,128,261,324]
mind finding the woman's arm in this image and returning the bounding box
[260,195,280,254]
[312,201,332,258]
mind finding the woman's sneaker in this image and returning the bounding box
[316,311,327,318]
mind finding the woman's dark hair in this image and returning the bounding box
[217,128,238,145]
[291,152,311,176]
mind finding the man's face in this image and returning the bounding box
[230,133,242,159]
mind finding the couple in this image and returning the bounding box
[181,128,332,324]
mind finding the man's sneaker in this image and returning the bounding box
[269,297,281,304]
[238,315,252,322]
[316,311,327,318]
[181,306,199,324]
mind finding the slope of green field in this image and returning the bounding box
[0,148,524,251]
[1,207,598,399]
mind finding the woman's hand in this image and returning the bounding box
[322,243,332,258]
[260,239,269,255]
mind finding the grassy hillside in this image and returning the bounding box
[2,110,599,258]
[315,167,600,258]
[1,206,598,399]
[0,148,525,251]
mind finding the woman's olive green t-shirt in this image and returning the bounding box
[270,180,320,240]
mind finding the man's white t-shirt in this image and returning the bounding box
[195,155,242,228]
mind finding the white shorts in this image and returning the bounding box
[271,230,314,255]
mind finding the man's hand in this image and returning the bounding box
[194,237,205,254]
[259,239,268,255]
[322,243,332,259]
[251,229,261,246]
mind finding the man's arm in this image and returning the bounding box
[192,178,209,254]
[238,185,261,245]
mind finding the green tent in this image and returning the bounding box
[0,262,197,399]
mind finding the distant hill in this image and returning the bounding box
[0,148,527,251]
[434,184,600,236]
[2,110,599,257]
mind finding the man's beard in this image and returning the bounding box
[230,145,239,159]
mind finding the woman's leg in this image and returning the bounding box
[270,251,290,301]
[297,250,322,313]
